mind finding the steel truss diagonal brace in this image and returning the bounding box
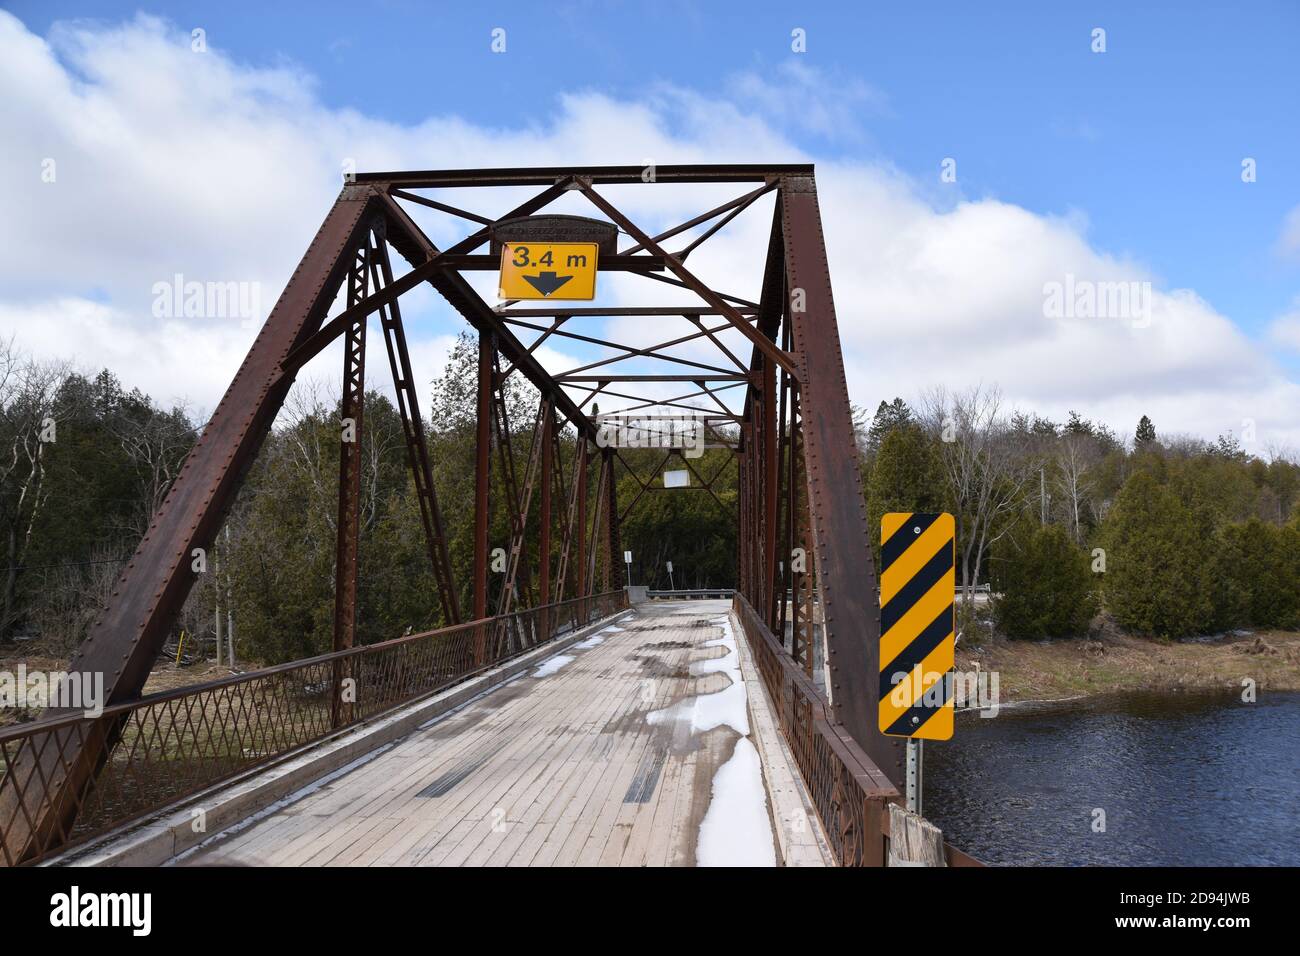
[780,176,904,788]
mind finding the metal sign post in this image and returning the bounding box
[666,560,675,591]
[905,740,923,815]
[624,550,633,586]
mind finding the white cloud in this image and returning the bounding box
[1268,301,1300,353]
[725,61,889,140]
[0,11,1296,451]
[1277,205,1300,263]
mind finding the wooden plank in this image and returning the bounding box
[887,803,946,867]
[185,602,781,868]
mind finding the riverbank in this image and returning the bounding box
[956,626,1300,704]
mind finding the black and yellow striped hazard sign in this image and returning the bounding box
[879,512,955,741]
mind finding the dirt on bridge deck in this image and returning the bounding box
[182,601,781,867]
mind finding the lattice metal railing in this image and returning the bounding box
[0,590,627,866]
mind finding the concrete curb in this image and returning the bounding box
[53,609,633,867]
[731,608,835,867]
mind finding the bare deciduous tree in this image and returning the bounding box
[0,342,71,637]
[920,385,1034,621]
[1054,433,1100,544]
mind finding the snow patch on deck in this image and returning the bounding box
[646,612,749,737]
[532,654,574,678]
[696,737,776,867]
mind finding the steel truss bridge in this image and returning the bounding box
[0,164,966,867]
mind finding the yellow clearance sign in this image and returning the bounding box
[879,512,956,741]
[498,242,598,300]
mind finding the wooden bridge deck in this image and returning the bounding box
[184,601,787,867]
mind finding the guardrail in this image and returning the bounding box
[0,590,628,866]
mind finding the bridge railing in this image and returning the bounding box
[646,588,735,600]
[0,590,628,866]
[733,592,899,866]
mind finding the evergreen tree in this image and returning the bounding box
[1100,471,1216,637]
[1064,410,1094,436]
[989,524,1098,638]
[865,423,946,561]
[865,398,914,454]
[1135,414,1157,448]
[1217,518,1300,629]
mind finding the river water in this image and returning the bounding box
[924,690,1300,866]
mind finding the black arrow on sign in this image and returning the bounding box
[522,271,574,296]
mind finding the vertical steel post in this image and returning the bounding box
[762,354,779,627]
[332,238,370,727]
[906,739,923,815]
[473,330,493,622]
[575,438,588,600]
[472,330,493,666]
[539,405,553,637]
[333,240,369,656]
[602,446,619,592]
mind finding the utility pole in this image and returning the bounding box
[213,536,223,666]
[1040,467,1047,525]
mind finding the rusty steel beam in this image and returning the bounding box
[552,432,584,605]
[780,174,903,788]
[389,188,495,226]
[602,447,620,593]
[499,307,759,317]
[352,164,809,188]
[621,181,775,256]
[473,330,493,624]
[577,183,802,381]
[576,439,589,599]
[371,234,460,624]
[425,254,664,272]
[284,178,580,377]
[495,397,548,618]
[333,240,369,653]
[556,373,748,383]
[331,240,368,729]
[538,406,554,632]
[586,452,608,597]
[375,190,600,443]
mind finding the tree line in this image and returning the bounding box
[4,332,1297,667]
[860,389,1300,640]
[0,334,737,665]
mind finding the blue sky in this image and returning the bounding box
[12,0,1297,336]
[1,2,1298,448]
